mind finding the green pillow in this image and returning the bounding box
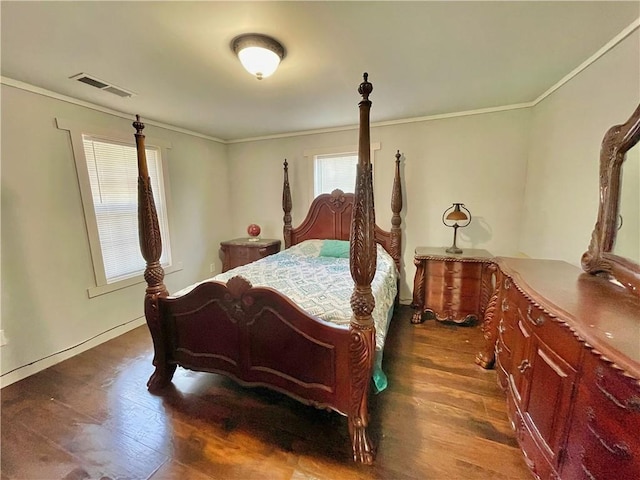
[319,240,350,258]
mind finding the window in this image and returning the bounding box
[306,143,381,199]
[314,152,358,196]
[57,118,179,297]
[82,135,171,283]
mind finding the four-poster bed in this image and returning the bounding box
[134,74,403,464]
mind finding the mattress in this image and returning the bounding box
[172,239,398,352]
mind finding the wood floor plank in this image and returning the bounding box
[0,306,531,479]
[0,421,85,480]
[6,390,168,479]
[148,459,217,480]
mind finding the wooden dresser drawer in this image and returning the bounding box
[426,259,483,279]
[563,383,639,479]
[515,409,558,480]
[561,351,640,480]
[510,290,582,368]
[581,353,640,414]
[424,277,476,296]
[220,238,281,272]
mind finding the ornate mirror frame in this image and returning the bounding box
[582,103,640,296]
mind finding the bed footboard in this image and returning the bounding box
[154,276,352,412]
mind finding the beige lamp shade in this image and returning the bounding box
[446,207,469,221]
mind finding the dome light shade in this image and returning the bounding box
[232,34,285,80]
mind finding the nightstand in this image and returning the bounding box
[220,238,281,272]
[411,247,494,325]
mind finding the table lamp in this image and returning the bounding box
[442,203,471,254]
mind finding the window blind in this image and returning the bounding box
[314,153,358,196]
[82,135,171,283]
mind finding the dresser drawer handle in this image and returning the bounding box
[526,305,545,326]
[498,321,506,334]
[501,298,509,312]
[521,447,536,473]
[517,359,531,373]
[595,368,640,412]
[586,415,631,459]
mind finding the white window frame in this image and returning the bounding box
[57,118,182,298]
[304,142,381,201]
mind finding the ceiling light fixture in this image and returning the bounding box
[231,33,285,80]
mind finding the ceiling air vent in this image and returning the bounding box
[69,73,135,98]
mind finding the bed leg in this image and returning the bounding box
[148,363,177,392]
[144,294,176,392]
[348,413,375,465]
[348,325,376,464]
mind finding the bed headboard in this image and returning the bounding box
[282,151,403,271]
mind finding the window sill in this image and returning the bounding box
[87,262,183,298]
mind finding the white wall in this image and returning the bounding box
[520,30,640,265]
[3,26,637,386]
[227,108,532,302]
[1,85,231,385]
[226,29,640,301]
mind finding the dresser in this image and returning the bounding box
[480,257,640,479]
[220,238,281,272]
[411,247,494,325]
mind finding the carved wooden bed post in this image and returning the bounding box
[282,159,293,248]
[348,73,377,464]
[133,115,176,392]
[390,150,403,271]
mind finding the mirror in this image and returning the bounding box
[614,145,640,264]
[582,103,640,295]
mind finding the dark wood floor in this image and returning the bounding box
[1,306,531,479]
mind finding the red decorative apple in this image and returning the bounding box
[247,224,261,237]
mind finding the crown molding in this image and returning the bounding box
[225,102,535,144]
[0,76,226,144]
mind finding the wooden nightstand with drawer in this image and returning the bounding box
[220,238,281,272]
[411,247,494,325]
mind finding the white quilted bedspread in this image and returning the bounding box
[173,240,398,351]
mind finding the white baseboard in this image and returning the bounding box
[0,317,146,389]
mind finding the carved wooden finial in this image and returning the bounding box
[133,114,145,135]
[358,72,372,101]
[395,150,401,162]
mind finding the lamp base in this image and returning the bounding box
[446,246,463,254]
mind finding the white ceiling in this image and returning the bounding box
[1,2,638,141]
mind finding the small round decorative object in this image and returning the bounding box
[247,224,261,241]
